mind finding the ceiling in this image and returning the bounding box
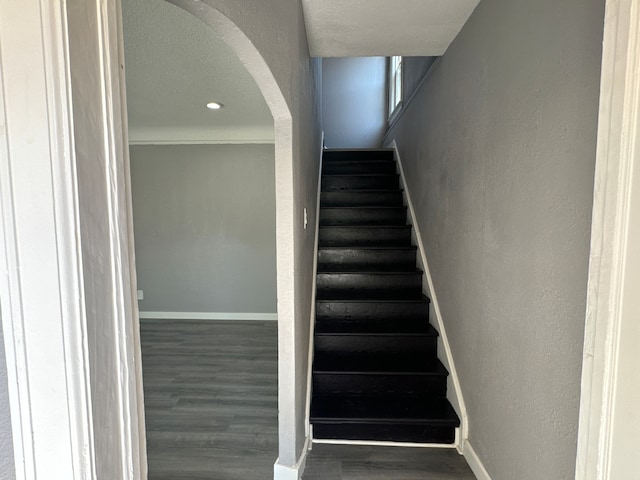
[301,0,482,57]
[122,0,481,143]
[122,0,273,144]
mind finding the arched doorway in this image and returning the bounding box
[131,0,299,474]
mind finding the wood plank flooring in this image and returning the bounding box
[141,319,476,479]
[140,319,278,480]
[303,444,477,480]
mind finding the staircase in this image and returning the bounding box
[310,149,460,444]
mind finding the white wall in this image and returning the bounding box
[322,57,387,148]
[0,310,15,480]
[130,144,277,316]
[67,0,147,477]
[385,0,605,478]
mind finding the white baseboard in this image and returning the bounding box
[463,440,492,480]
[273,436,311,480]
[389,140,469,445]
[138,311,277,321]
[312,438,456,449]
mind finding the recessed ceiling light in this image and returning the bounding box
[206,102,224,110]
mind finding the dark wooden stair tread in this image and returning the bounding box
[312,148,458,444]
[313,354,447,375]
[310,395,460,426]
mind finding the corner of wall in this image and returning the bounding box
[462,440,492,480]
[273,435,311,480]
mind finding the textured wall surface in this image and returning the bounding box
[385,0,605,478]
[166,0,323,466]
[401,57,436,103]
[0,311,15,480]
[130,144,276,314]
[322,57,387,148]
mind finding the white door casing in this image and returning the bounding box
[575,0,640,478]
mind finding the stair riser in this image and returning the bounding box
[318,249,416,272]
[323,162,396,175]
[320,208,407,226]
[322,175,399,191]
[323,151,394,162]
[319,227,412,247]
[311,423,456,444]
[313,374,447,397]
[315,318,430,334]
[314,335,436,357]
[317,273,422,299]
[316,301,429,322]
[320,191,404,207]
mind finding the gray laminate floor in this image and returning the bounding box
[302,444,477,480]
[141,319,476,480]
[141,319,278,480]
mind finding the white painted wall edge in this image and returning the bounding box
[575,0,640,478]
[0,1,98,477]
[389,140,469,447]
[304,131,324,440]
[139,311,277,321]
[274,435,311,480]
[462,440,492,480]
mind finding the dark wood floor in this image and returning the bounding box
[141,319,476,479]
[140,319,278,480]
[303,444,476,480]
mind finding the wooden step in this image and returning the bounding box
[318,246,417,272]
[310,395,460,443]
[312,358,449,397]
[318,226,412,247]
[315,297,431,333]
[323,149,395,162]
[322,174,399,191]
[323,160,397,175]
[319,206,407,226]
[314,331,438,358]
[320,190,404,207]
[316,270,423,300]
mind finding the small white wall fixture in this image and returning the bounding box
[575,0,640,478]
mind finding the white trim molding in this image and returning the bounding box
[273,436,311,480]
[312,438,456,449]
[304,131,324,440]
[575,0,640,478]
[462,440,492,480]
[0,1,97,477]
[139,311,278,321]
[389,140,469,448]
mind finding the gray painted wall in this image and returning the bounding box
[402,57,436,103]
[130,144,276,314]
[322,57,386,148]
[0,309,15,480]
[385,0,604,478]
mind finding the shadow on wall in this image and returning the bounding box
[322,57,387,148]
